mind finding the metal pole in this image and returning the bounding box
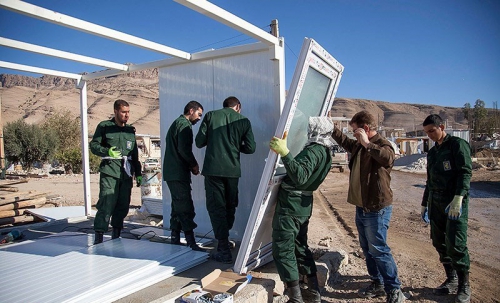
[77,80,92,216]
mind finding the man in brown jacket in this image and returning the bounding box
[331,110,406,303]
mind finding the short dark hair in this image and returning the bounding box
[114,99,129,111]
[223,96,240,108]
[423,114,443,127]
[350,110,377,130]
[183,100,203,115]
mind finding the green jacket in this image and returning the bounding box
[89,118,141,179]
[422,134,472,206]
[163,115,198,182]
[195,107,256,178]
[276,143,332,216]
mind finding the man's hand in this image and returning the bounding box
[270,131,290,157]
[136,176,143,187]
[108,146,122,158]
[191,165,200,175]
[353,127,370,147]
[421,206,430,224]
[445,195,464,220]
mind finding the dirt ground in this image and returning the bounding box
[10,167,500,303]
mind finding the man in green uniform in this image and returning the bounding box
[163,100,204,251]
[90,99,142,244]
[195,96,256,263]
[421,114,472,303]
[269,117,333,303]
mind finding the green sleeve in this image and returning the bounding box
[240,120,256,154]
[178,125,198,169]
[195,114,209,148]
[281,147,320,187]
[89,123,109,157]
[453,139,472,196]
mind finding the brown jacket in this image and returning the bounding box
[331,128,395,211]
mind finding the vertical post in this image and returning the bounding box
[0,95,4,173]
[77,79,92,216]
[270,19,279,37]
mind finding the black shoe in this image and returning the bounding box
[455,271,471,303]
[304,274,321,303]
[93,232,104,245]
[184,230,205,252]
[386,288,406,303]
[285,282,304,303]
[434,263,458,295]
[111,227,121,239]
[170,229,181,245]
[213,238,232,263]
[359,280,386,298]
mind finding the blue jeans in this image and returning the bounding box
[355,205,401,292]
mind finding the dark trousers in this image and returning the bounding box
[204,176,239,240]
[94,173,132,232]
[429,192,470,272]
[167,180,197,232]
[272,212,316,282]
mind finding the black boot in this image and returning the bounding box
[213,238,232,263]
[305,274,321,303]
[184,230,205,251]
[285,281,304,303]
[455,271,471,303]
[170,229,181,245]
[434,263,458,295]
[94,231,103,245]
[111,227,121,239]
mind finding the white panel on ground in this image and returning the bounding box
[234,38,344,273]
[1,234,208,303]
[159,47,280,240]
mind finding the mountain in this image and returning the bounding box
[0,70,468,135]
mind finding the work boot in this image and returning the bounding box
[386,288,406,303]
[434,263,458,295]
[213,238,232,263]
[304,274,321,303]
[170,229,181,245]
[285,281,304,303]
[111,227,121,239]
[184,230,205,251]
[455,271,471,303]
[359,280,386,298]
[93,231,104,245]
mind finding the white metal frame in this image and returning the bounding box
[0,0,285,217]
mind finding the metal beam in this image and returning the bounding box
[0,60,82,79]
[174,0,280,46]
[0,0,191,60]
[0,37,128,71]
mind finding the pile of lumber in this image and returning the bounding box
[0,179,57,226]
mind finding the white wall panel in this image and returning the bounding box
[159,49,279,240]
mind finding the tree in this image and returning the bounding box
[473,99,488,135]
[3,119,58,171]
[41,110,81,152]
[462,102,472,130]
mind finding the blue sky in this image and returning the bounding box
[0,0,498,108]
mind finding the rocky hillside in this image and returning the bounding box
[0,70,467,135]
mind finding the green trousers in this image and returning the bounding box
[94,173,133,232]
[204,176,239,240]
[272,212,317,282]
[429,191,470,272]
[167,180,197,232]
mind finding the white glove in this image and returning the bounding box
[445,195,463,220]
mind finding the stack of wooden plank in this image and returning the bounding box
[0,179,55,226]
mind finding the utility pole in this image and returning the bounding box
[270,19,279,37]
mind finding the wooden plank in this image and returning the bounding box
[0,179,28,187]
[0,187,19,192]
[0,192,48,206]
[0,208,26,219]
[0,214,35,226]
[0,190,36,199]
[0,197,47,211]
